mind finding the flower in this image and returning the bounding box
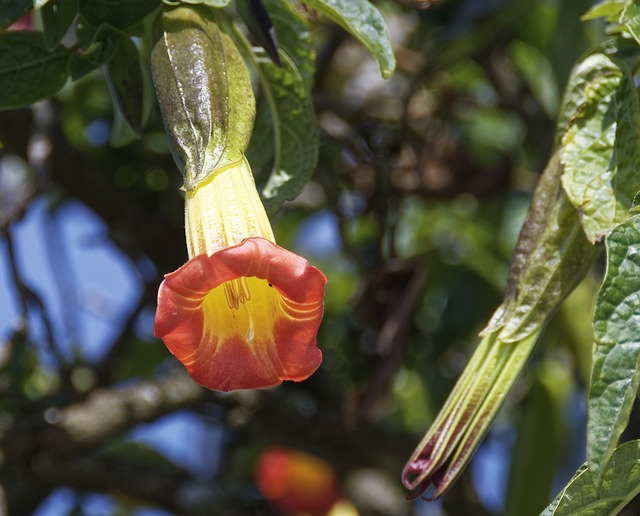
[254,446,341,516]
[154,157,326,391]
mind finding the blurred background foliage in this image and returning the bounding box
[0,0,617,514]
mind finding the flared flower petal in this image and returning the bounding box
[154,237,326,391]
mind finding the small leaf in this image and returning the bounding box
[151,5,255,188]
[0,0,32,29]
[302,0,395,78]
[256,50,319,215]
[41,0,78,49]
[104,35,145,136]
[68,23,120,80]
[560,53,640,243]
[0,31,69,110]
[543,440,640,515]
[581,0,627,22]
[79,0,159,30]
[588,215,640,479]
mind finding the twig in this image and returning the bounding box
[1,227,62,365]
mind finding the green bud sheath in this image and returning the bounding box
[151,5,255,190]
[403,153,601,499]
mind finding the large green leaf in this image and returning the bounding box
[559,53,640,243]
[79,0,159,29]
[0,32,69,110]
[543,440,640,515]
[588,215,640,479]
[41,0,78,49]
[151,6,255,188]
[302,0,395,78]
[239,0,317,179]
[257,50,318,215]
[0,0,31,29]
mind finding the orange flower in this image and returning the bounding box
[254,447,341,516]
[154,158,326,391]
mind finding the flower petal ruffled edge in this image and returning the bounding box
[154,237,327,391]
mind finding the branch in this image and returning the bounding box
[44,369,207,454]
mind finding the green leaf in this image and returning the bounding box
[104,35,145,136]
[239,0,316,92]
[41,0,78,49]
[79,0,159,30]
[0,31,69,110]
[621,0,640,45]
[243,0,318,195]
[559,53,640,243]
[0,0,31,29]
[151,5,255,188]
[543,440,640,515]
[588,215,640,479]
[581,0,627,22]
[302,0,395,78]
[507,40,558,118]
[255,50,318,216]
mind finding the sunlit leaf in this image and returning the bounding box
[543,440,640,515]
[559,53,640,243]
[581,0,627,22]
[302,0,396,78]
[0,31,69,110]
[41,0,78,49]
[621,0,640,46]
[588,216,640,479]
